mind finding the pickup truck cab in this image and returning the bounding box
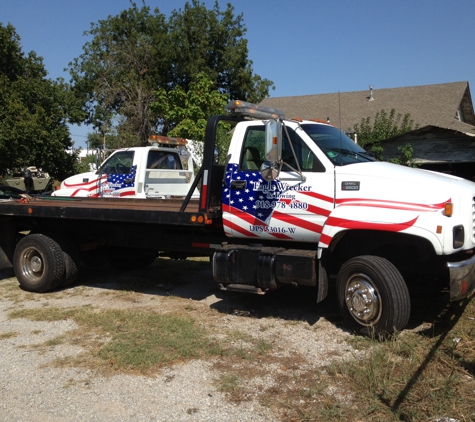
[53,136,199,199]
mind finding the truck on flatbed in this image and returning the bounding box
[52,135,199,199]
[1,100,474,336]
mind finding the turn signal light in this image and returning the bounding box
[444,202,453,217]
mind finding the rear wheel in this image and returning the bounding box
[13,234,65,292]
[336,255,410,337]
[30,231,80,288]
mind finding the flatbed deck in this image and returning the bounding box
[0,196,204,225]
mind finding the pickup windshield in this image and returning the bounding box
[300,124,374,165]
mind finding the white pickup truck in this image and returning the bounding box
[53,136,199,199]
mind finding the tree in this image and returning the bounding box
[167,0,273,103]
[0,24,78,179]
[69,1,273,146]
[353,108,419,165]
[151,72,230,163]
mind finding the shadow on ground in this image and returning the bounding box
[72,257,458,334]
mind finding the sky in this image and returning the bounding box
[2,0,474,149]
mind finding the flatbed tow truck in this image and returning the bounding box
[1,100,474,336]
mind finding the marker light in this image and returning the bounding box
[225,100,285,120]
[148,135,188,146]
[444,202,453,217]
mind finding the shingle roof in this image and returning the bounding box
[260,81,474,133]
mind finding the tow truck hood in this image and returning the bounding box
[335,161,474,204]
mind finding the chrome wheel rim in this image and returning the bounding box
[20,247,45,284]
[345,274,381,326]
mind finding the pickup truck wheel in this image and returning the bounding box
[336,255,410,337]
[108,248,157,271]
[13,234,65,293]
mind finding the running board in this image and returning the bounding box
[219,284,267,295]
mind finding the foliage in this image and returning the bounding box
[354,108,418,147]
[390,143,419,167]
[353,108,419,166]
[74,153,100,174]
[85,131,125,151]
[167,0,273,103]
[69,0,274,146]
[150,72,231,162]
[0,23,80,179]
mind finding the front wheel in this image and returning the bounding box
[336,255,410,337]
[13,234,65,292]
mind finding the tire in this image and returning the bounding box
[336,255,410,337]
[108,247,157,271]
[51,235,80,287]
[30,231,80,288]
[13,234,65,293]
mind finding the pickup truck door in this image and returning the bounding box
[96,150,137,198]
[223,124,334,242]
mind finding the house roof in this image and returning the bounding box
[260,81,475,133]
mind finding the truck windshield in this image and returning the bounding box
[100,151,135,174]
[300,124,374,165]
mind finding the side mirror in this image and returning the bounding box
[260,161,281,182]
[265,120,282,163]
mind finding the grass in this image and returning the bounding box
[260,297,475,422]
[9,306,218,373]
[2,256,475,420]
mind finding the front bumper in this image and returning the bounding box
[448,252,475,301]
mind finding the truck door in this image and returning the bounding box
[223,124,334,242]
[96,150,137,198]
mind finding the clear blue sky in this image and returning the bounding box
[2,0,474,149]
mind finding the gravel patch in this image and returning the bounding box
[0,249,357,421]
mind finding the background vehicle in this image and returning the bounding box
[53,136,199,199]
[4,166,53,194]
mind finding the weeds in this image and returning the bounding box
[2,257,474,421]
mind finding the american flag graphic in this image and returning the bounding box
[221,162,440,245]
[100,165,137,197]
[223,163,277,224]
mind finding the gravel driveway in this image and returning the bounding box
[0,248,356,421]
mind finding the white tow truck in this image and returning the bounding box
[1,100,474,337]
[53,136,199,199]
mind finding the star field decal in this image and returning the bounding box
[223,163,283,224]
[106,165,137,190]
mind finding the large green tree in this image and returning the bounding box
[151,72,230,163]
[69,1,274,146]
[0,23,78,179]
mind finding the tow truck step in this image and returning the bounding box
[219,283,267,295]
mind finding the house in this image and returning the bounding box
[260,81,475,179]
